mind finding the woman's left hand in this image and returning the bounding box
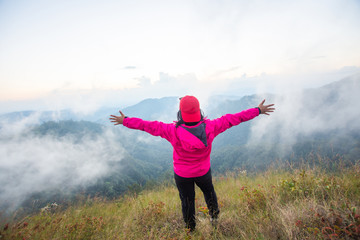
[109,111,126,125]
[258,99,275,115]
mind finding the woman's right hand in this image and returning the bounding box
[109,111,126,125]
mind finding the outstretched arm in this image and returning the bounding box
[210,99,275,137]
[109,111,174,142]
[109,111,126,125]
[257,99,275,115]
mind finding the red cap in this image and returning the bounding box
[179,95,201,122]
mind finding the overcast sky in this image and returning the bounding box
[1,0,360,113]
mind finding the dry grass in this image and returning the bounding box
[1,163,360,239]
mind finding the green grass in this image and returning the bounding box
[1,164,360,240]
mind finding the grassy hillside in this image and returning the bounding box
[1,163,360,240]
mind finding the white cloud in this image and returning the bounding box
[0,121,125,211]
[248,73,360,152]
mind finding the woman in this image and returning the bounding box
[109,95,275,231]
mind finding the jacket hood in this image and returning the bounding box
[177,122,208,151]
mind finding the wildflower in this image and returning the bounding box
[295,220,303,227]
[347,223,355,231]
[41,206,50,213]
[239,170,247,175]
[198,206,209,215]
[23,222,28,228]
[51,202,58,208]
[4,223,9,231]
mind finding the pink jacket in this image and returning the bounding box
[123,108,260,178]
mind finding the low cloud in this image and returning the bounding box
[0,120,125,212]
[248,74,360,153]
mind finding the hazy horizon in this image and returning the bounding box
[1,67,359,115]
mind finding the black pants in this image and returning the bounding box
[174,169,219,230]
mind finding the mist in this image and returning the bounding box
[248,74,360,154]
[0,119,125,212]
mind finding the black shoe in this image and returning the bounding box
[210,217,218,228]
[185,226,195,233]
[185,223,196,232]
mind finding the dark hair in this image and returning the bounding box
[175,110,205,128]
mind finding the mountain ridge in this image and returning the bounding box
[1,75,359,126]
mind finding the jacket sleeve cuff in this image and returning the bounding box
[256,107,261,114]
[123,116,129,126]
